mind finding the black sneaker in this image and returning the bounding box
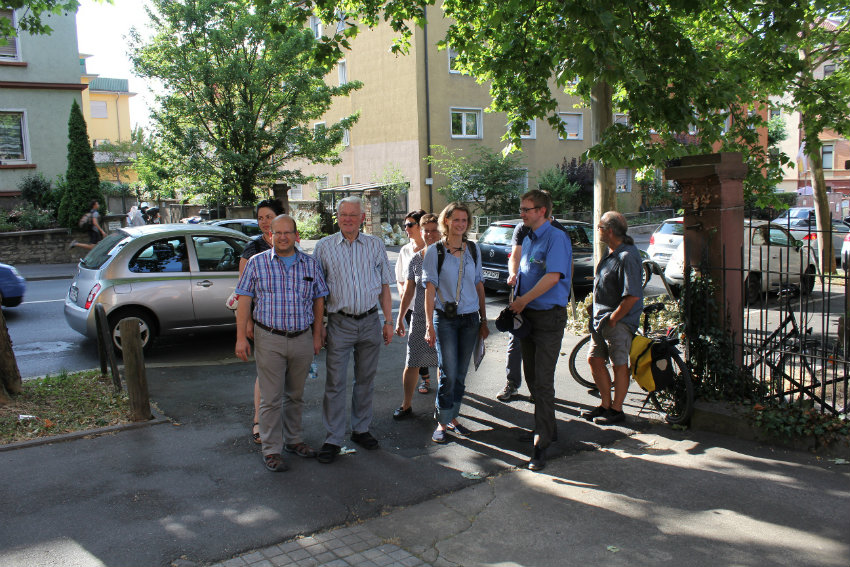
[528,446,546,471]
[351,431,379,450]
[582,405,608,421]
[496,383,519,402]
[594,409,626,425]
[317,443,341,464]
[393,406,413,421]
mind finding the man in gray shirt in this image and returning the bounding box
[584,211,643,425]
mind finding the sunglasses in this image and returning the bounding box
[404,222,418,228]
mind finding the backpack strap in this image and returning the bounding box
[436,241,445,278]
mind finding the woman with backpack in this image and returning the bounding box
[422,202,489,443]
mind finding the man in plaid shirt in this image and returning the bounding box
[235,215,328,472]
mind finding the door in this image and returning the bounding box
[190,234,247,326]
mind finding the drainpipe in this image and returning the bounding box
[422,6,433,211]
[115,94,122,142]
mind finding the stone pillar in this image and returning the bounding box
[665,152,747,367]
[363,189,383,237]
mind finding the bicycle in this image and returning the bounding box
[568,302,695,425]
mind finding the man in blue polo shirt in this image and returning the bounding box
[235,214,329,472]
[509,189,571,471]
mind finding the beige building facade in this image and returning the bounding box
[292,10,615,214]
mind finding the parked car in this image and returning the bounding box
[646,217,683,269]
[773,207,814,226]
[203,218,261,237]
[664,220,818,303]
[787,217,849,268]
[64,225,251,353]
[0,262,26,307]
[843,232,850,270]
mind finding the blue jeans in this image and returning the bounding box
[434,311,480,424]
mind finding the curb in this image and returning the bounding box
[0,410,171,453]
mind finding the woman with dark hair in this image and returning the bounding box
[393,213,440,420]
[238,199,286,444]
[423,202,489,443]
[394,209,433,393]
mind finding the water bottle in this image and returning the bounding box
[308,356,319,380]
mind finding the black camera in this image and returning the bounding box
[442,301,458,319]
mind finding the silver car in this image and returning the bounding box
[787,218,849,268]
[64,224,251,353]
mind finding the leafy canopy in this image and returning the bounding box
[130,0,362,205]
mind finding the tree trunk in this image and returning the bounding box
[0,306,23,405]
[806,139,836,274]
[591,80,617,267]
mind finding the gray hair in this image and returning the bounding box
[336,196,363,215]
[601,211,633,245]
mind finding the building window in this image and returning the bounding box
[288,184,303,200]
[338,60,347,86]
[0,111,26,161]
[517,169,529,190]
[0,9,19,60]
[450,108,482,139]
[335,10,346,33]
[616,168,632,193]
[448,47,460,74]
[316,176,328,191]
[519,119,536,139]
[90,101,108,119]
[93,139,111,147]
[342,175,352,185]
[342,128,350,146]
[769,108,781,119]
[309,16,322,39]
[822,144,834,170]
[614,113,629,126]
[823,63,835,78]
[314,122,325,135]
[558,112,583,140]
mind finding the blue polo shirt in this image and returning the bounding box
[518,221,571,309]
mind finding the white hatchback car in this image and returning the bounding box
[842,232,850,270]
[646,217,683,269]
[664,220,818,303]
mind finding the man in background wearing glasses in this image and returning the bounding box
[584,211,643,425]
[509,189,572,471]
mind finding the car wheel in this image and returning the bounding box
[108,309,156,356]
[800,265,816,295]
[744,274,761,306]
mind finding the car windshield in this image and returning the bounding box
[480,225,515,245]
[563,225,592,247]
[657,221,683,235]
[79,232,130,270]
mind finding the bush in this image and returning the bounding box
[293,210,324,240]
[19,174,52,209]
[0,210,14,232]
[16,203,57,230]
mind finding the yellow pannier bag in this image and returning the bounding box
[629,335,675,392]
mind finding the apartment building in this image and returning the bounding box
[293,10,639,213]
[0,7,84,202]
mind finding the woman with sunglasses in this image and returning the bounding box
[393,213,441,420]
[394,210,433,393]
[238,199,285,444]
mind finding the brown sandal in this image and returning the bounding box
[252,422,261,444]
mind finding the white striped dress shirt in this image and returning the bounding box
[313,231,393,315]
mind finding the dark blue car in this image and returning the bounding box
[0,262,26,307]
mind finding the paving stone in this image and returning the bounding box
[242,552,266,564]
[223,558,248,567]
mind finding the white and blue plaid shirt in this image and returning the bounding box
[235,249,329,332]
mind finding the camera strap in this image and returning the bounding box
[436,241,465,307]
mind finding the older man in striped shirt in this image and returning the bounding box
[313,196,394,464]
[235,215,329,472]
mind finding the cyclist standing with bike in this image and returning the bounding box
[585,211,644,425]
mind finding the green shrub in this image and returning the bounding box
[293,209,324,240]
[16,203,57,230]
[19,174,52,209]
[0,210,14,232]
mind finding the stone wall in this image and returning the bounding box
[0,228,91,264]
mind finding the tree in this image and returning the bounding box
[537,158,593,214]
[0,1,81,37]
[57,100,102,229]
[427,145,527,216]
[94,127,146,186]
[130,0,362,205]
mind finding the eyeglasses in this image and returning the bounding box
[404,222,417,228]
[519,206,541,214]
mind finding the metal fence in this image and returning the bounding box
[472,208,675,234]
[680,214,849,416]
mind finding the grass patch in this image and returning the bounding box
[0,370,130,445]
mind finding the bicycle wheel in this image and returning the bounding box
[568,334,597,389]
[649,347,694,425]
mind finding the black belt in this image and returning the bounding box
[255,322,309,338]
[335,306,378,320]
[436,310,478,319]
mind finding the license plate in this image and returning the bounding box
[482,270,499,280]
[69,285,78,302]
